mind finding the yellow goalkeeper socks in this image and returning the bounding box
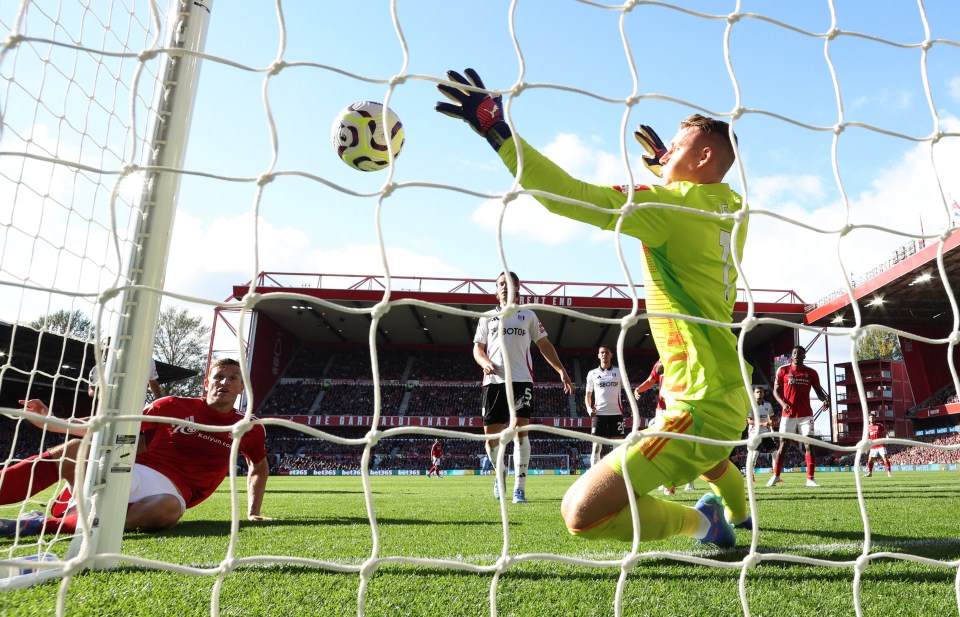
[706,462,748,525]
[570,496,701,542]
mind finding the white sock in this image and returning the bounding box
[514,438,530,491]
[485,442,501,483]
[590,442,602,467]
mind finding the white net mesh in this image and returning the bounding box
[1,0,959,615]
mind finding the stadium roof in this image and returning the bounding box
[231,274,807,353]
[0,322,197,391]
[805,232,960,329]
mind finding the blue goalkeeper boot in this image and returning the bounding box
[512,488,527,504]
[694,493,736,549]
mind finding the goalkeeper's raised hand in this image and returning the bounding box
[633,124,667,178]
[435,68,512,151]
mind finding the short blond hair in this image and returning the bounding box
[680,113,737,174]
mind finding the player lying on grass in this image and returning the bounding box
[436,68,751,547]
[0,358,270,538]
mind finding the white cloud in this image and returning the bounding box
[164,211,467,300]
[947,76,960,102]
[741,115,960,305]
[468,133,647,245]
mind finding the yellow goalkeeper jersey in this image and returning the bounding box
[499,137,750,423]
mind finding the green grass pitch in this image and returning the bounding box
[1,471,959,616]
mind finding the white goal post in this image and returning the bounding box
[0,0,210,586]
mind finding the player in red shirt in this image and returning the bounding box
[0,358,270,537]
[865,412,892,478]
[427,439,443,478]
[768,346,830,487]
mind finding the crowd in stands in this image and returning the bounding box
[404,384,475,417]
[258,346,662,420]
[889,431,960,465]
[270,436,591,474]
[257,381,323,415]
[909,383,959,417]
[316,383,407,416]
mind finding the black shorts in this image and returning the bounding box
[481,382,533,426]
[591,414,626,439]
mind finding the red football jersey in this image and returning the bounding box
[775,364,822,418]
[136,397,267,509]
[868,422,887,441]
[431,442,442,458]
[650,360,665,412]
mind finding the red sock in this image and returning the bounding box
[41,512,79,535]
[773,458,782,476]
[805,454,814,479]
[51,486,72,518]
[0,454,62,505]
[867,460,874,473]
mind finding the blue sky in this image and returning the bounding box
[2,1,960,422]
[157,0,960,309]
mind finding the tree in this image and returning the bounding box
[855,329,903,362]
[154,306,211,397]
[28,309,97,340]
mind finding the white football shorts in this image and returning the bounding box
[778,416,814,437]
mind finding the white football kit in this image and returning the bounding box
[585,366,623,416]
[473,308,547,385]
[748,401,773,435]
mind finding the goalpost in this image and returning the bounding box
[0,0,210,589]
[1,1,959,616]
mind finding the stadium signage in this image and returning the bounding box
[519,295,574,306]
[276,415,649,429]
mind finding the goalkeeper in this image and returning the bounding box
[436,69,750,547]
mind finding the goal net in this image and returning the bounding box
[2,0,959,616]
[507,453,570,474]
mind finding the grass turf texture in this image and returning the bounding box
[1,472,958,616]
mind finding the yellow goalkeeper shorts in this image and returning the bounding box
[603,390,747,494]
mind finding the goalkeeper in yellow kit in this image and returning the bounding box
[436,69,751,547]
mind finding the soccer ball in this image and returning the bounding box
[331,101,405,172]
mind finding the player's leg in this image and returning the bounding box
[480,383,509,499]
[883,454,892,476]
[512,417,531,502]
[865,453,874,477]
[483,422,505,499]
[511,383,534,503]
[562,407,737,547]
[767,420,796,486]
[0,438,81,505]
[700,458,747,526]
[125,494,184,531]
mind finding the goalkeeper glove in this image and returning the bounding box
[435,68,512,151]
[633,124,667,178]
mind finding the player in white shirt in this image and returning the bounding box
[89,347,163,401]
[746,386,774,484]
[584,346,625,467]
[474,271,573,504]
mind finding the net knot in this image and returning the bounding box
[257,172,275,187]
[370,301,391,320]
[137,48,160,63]
[726,12,742,24]
[388,75,406,87]
[268,60,286,76]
